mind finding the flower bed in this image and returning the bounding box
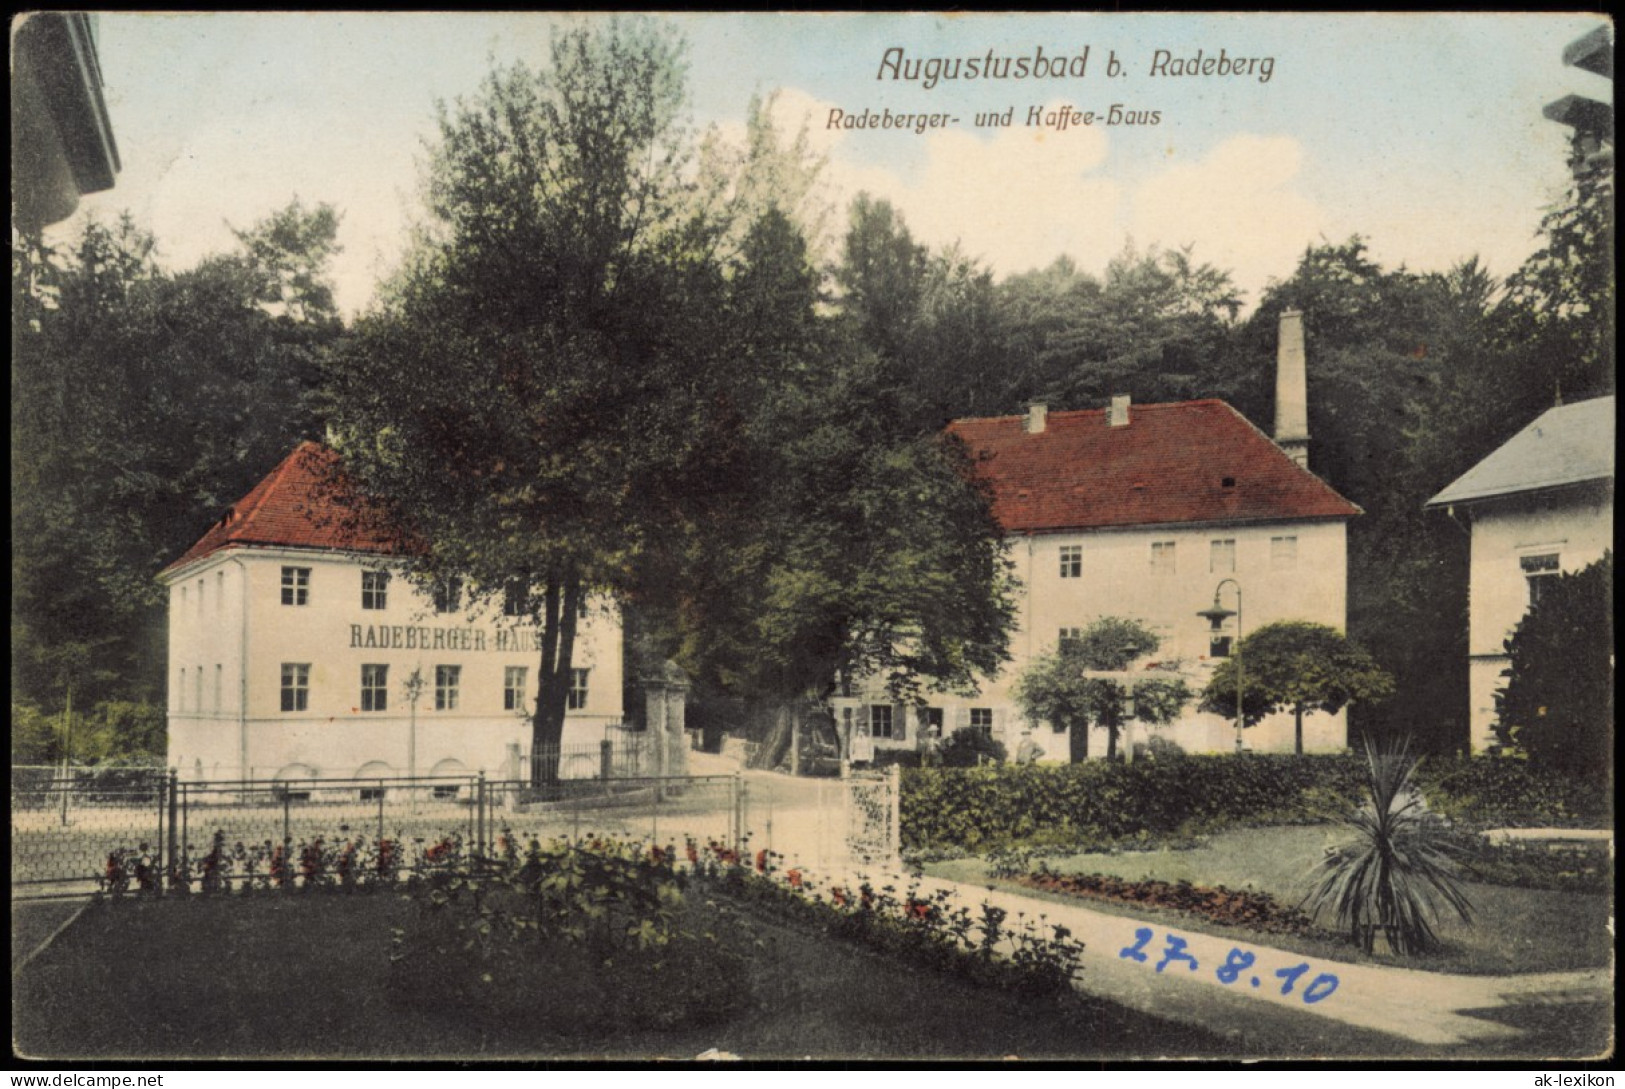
[688,840,1089,1002]
[98,827,462,898]
[1013,869,1324,939]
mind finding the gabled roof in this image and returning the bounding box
[161,442,404,578]
[1426,396,1615,509]
[946,400,1360,535]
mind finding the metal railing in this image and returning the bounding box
[11,764,902,899]
[527,736,651,784]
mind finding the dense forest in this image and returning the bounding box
[11,34,1612,765]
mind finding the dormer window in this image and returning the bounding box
[1221,477,1236,489]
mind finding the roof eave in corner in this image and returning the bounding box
[1425,473,1614,511]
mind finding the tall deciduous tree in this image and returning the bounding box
[1200,621,1393,754]
[637,202,1018,767]
[12,203,340,722]
[321,21,756,781]
[1012,617,1191,762]
[1500,133,1615,406]
[1492,552,1612,779]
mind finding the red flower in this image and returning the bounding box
[686,841,699,865]
[831,887,849,906]
[907,898,932,920]
[787,869,803,888]
[649,845,666,865]
[755,849,768,874]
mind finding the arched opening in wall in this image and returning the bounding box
[562,751,597,780]
[428,758,468,801]
[354,760,395,802]
[273,763,318,802]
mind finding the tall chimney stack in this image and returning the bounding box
[1025,402,1048,434]
[1275,309,1310,468]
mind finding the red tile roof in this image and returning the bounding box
[161,442,406,577]
[946,400,1360,534]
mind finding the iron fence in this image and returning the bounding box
[527,736,651,784]
[10,764,901,899]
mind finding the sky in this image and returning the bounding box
[60,12,1613,317]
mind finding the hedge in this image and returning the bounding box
[900,754,1611,850]
[1411,758,1612,829]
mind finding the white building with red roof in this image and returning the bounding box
[159,442,624,784]
[837,311,1363,760]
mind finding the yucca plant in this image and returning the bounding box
[1302,739,1473,955]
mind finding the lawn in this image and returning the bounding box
[923,824,1614,976]
[13,892,1240,1061]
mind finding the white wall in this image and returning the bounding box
[842,518,1352,758]
[1465,490,1613,752]
[165,549,624,781]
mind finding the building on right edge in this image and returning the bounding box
[1425,395,1614,753]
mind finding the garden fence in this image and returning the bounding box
[10,764,900,899]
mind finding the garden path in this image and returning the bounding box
[709,761,1611,1055]
[899,870,1611,1054]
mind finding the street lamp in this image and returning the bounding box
[402,667,425,807]
[1198,579,1244,753]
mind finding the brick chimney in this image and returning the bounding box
[1025,402,1048,434]
[1275,309,1310,467]
[1108,394,1131,427]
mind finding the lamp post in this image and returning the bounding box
[1198,579,1244,753]
[402,667,425,809]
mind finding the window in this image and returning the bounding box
[197,579,205,617]
[1270,536,1298,571]
[969,708,994,735]
[359,787,385,803]
[180,585,188,612]
[869,705,894,740]
[1210,635,1233,659]
[504,666,528,712]
[178,668,186,712]
[213,664,222,713]
[1059,545,1082,579]
[361,664,389,712]
[216,571,224,612]
[503,582,529,617]
[1059,627,1082,651]
[281,566,310,606]
[280,664,310,712]
[567,668,590,711]
[435,665,461,710]
[1210,538,1236,574]
[193,667,202,713]
[1151,541,1176,574]
[362,570,390,610]
[433,577,462,615]
[918,707,944,739]
[1521,553,1560,606]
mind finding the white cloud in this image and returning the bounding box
[766,90,1123,276]
[1129,134,1323,300]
